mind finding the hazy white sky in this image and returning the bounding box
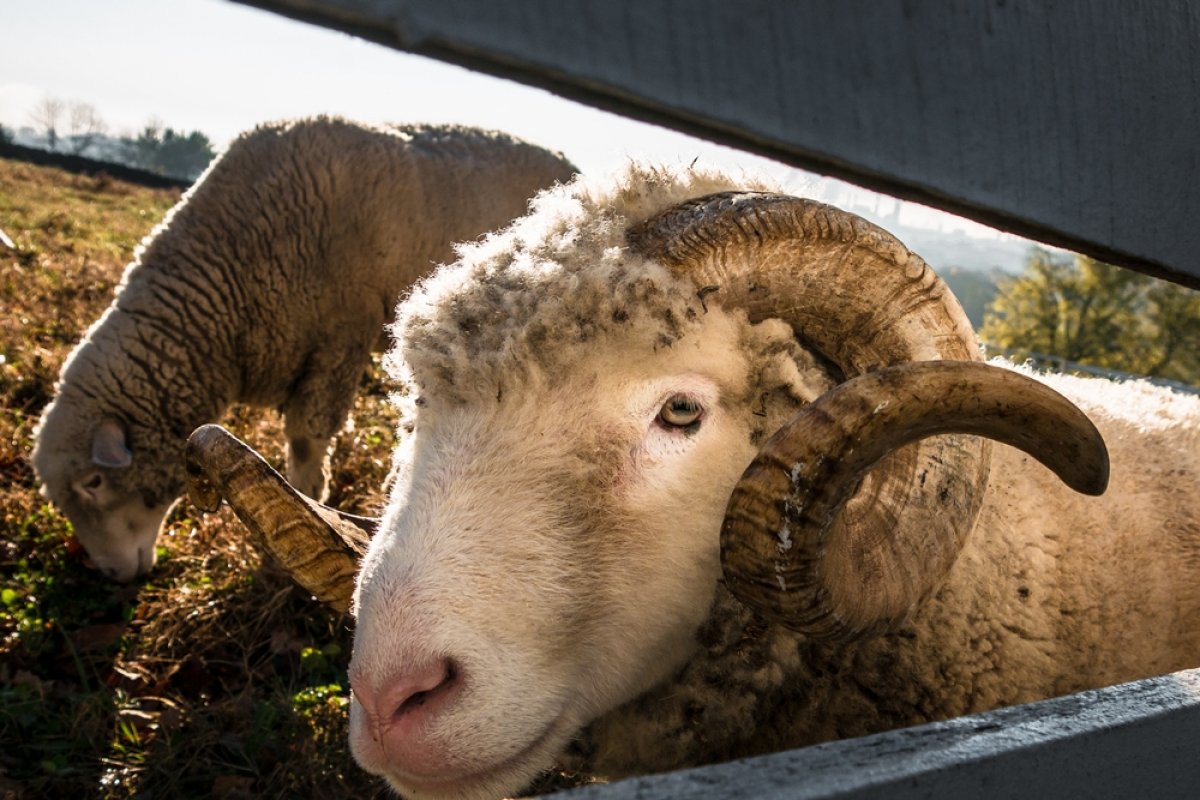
[0,0,1006,237]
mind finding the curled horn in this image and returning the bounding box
[628,192,1108,640]
[721,361,1107,639]
[185,424,373,613]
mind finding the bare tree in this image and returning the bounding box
[29,95,65,151]
[66,102,107,155]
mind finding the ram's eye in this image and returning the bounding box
[82,474,103,491]
[658,395,703,430]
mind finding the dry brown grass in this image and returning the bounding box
[0,156,401,798]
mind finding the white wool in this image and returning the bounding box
[997,357,1200,433]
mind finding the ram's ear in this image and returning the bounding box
[91,418,132,468]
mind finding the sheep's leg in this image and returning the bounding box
[281,345,372,502]
[285,432,334,501]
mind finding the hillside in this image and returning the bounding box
[940,266,1006,329]
[883,222,1032,276]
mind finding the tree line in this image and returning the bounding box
[982,248,1200,387]
[9,95,215,181]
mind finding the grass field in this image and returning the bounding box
[0,157,403,798]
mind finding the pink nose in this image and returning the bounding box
[352,658,462,771]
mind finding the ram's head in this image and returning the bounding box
[187,169,1107,800]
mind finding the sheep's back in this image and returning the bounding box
[120,118,574,407]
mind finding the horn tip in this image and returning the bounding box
[1066,424,1110,496]
[187,423,230,447]
[1074,454,1110,497]
[184,425,232,513]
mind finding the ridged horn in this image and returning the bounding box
[185,424,373,613]
[627,192,994,638]
[720,361,1108,640]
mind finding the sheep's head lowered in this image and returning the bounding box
[35,387,181,582]
[186,166,1107,799]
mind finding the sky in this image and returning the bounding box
[1,0,1010,238]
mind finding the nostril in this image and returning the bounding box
[350,658,465,774]
[387,659,459,724]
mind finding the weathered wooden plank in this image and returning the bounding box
[233,0,1200,289]
[542,668,1200,799]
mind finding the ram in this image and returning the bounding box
[32,116,576,581]
[188,165,1200,800]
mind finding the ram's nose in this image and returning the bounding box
[350,658,464,775]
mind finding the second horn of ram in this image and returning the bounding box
[188,165,1198,800]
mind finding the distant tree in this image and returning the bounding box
[123,119,215,180]
[64,101,107,155]
[981,247,1200,384]
[124,118,166,168]
[1143,278,1200,380]
[157,128,216,179]
[0,123,12,144]
[29,95,65,151]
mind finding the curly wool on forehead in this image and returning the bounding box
[387,163,778,401]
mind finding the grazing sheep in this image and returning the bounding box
[186,164,1200,800]
[32,116,576,581]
